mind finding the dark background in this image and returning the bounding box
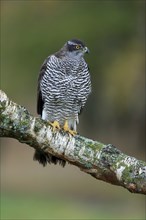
[1,0,145,219]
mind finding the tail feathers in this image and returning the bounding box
[33,150,66,167]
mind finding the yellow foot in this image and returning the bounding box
[68,129,77,136]
[63,120,77,136]
[50,121,61,131]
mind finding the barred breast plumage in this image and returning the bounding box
[34,39,91,166]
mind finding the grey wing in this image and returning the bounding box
[36,55,66,167]
[37,56,50,116]
[79,64,91,115]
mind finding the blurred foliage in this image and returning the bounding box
[1,0,145,150]
[1,192,145,220]
[0,1,145,219]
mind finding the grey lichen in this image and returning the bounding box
[100,144,121,168]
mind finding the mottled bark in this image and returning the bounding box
[0,90,146,195]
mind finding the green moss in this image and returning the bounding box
[84,162,93,169]
[76,135,104,151]
[87,141,104,151]
[34,118,45,133]
[121,166,133,183]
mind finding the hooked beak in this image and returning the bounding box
[84,46,90,54]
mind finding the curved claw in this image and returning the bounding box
[67,129,77,136]
[50,121,61,131]
[63,120,77,136]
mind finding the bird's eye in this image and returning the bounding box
[75,45,81,50]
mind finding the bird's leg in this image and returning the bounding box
[63,120,77,136]
[50,121,61,131]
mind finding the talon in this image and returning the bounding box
[50,121,60,131]
[68,129,77,136]
[63,120,77,136]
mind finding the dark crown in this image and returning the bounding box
[68,39,85,47]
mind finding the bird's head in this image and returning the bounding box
[63,39,89,59]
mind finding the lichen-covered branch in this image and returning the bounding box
[0,90,146,195]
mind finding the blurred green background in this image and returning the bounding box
[0,0,145,219]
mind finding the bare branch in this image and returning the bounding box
[0,90,146,195]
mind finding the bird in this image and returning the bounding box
[34,39,91,167]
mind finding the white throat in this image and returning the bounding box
[67,51,84,60]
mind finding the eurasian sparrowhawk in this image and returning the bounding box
[34,39,91,166]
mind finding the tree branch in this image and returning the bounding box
[0,90,146,195]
